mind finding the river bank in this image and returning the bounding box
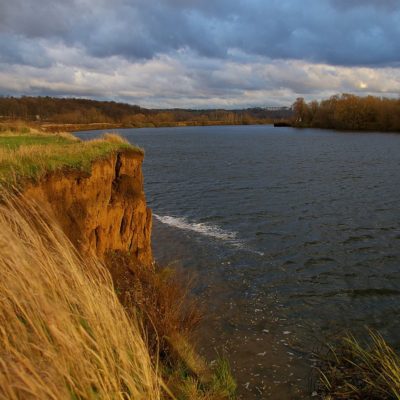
[39,119,273,132]
[0,122,237,399]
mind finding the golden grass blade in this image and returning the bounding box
[0,194,161,400]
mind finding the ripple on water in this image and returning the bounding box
[76,125,400,400]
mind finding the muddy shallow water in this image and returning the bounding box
[77,125,400,399]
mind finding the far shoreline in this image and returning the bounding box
[39,120,275,133]
[71,122,400,135]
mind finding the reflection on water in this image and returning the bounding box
[77,125,400,399]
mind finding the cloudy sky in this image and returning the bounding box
[0,0,399,108]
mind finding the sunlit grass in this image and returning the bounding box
[0,126,141,185]
[0,194,160,399]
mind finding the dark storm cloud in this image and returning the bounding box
[1,0,399,67]
[0,35,51,67]
[0,0,71,38]
[1,0,400,107]
[331,0,398,11]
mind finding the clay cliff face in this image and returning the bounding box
[23,149,152,266]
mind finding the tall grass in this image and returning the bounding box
[0,194,160,399]
[317,330,400,399]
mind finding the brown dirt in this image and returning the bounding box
[23,149,153,266]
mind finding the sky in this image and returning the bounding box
[0,0,400,108]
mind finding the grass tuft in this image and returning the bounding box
[101,132,130,144]
[164,356,236,400]
[316,330,400,399]
[210,357,237,399]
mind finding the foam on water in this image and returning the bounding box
[153,214,267,256]
[153,213,239,242]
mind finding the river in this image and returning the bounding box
[77,125,400,399]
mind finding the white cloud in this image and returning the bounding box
[1,43,399,108]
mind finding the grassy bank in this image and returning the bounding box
[0,123,236,399]
[0,122,140,185]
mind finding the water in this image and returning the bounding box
[77,125,400,399]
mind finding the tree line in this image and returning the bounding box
[292,94,400,132]
[0,96,292,127]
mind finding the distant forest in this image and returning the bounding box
[3,95,398,132]
[293,94,400,132]
[0,96,292,127]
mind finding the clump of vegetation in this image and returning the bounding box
[292,94,400,131]
[101,132,130,144]
[106,251,202,358]
[106,251,237,399]
[0,194,160,399]
[316,330,400,399]
[166,357,237,400]
[0,199,236,400]
[0,124,141,185]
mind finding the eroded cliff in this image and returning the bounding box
[23,148,153,266]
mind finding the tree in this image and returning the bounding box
[292,97,309,125]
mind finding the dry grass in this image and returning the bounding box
[0,194,161,400]
[316,330,400,399]
[105,251,203,363]
[106,252,237,399]
[0,200,236,400]
[101,132,130,144]
[0,120,41,135]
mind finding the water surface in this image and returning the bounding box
[77,125,400,399]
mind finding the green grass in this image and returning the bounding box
[0,134,74,149]
[0,130,141,186]
[164,356,237,400]
[211,357,237,399]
